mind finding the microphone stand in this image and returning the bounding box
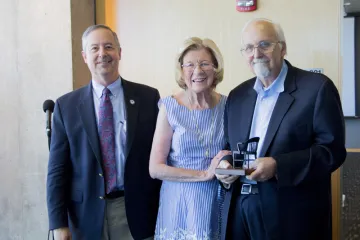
[46,128,54,240]
[46,130,54,240]
[43,99,55,240]
[46,128,51,150]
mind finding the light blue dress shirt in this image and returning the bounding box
[242,61,288,184]
[92,77,127,190]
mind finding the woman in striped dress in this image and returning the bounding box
[149,37,230,240]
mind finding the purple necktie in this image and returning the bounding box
[98,88,117,194]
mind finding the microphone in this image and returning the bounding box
[43,100,55,146]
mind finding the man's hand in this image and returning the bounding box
[246,157,277,182]
[215,160,239,185]
[54,227,71,240]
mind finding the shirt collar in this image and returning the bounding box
[92,76,122,99]
[253,60,288,95]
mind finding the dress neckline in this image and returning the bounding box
[170,94,224,112]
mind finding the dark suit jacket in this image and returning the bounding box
[221,61,346,240]
[46,79,161,240]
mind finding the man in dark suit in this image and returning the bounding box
[216,18,346,240]
[46,25,161,240]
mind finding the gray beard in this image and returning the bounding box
[253,62,271,79]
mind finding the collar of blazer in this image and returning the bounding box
[257,59,298,157]
[121,79,139,159]
[239,60,298,157]
[77,78,140,165]
[282,60,297,94]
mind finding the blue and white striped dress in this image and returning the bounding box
[155,95,227,240]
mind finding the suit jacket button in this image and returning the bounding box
[99,196,104,200]
[99,173,103,177]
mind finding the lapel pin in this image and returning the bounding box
[130,99,135,105]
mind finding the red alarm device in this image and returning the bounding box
[236,0,257,12]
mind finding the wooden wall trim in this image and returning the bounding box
[347,148,360,152]
[95,0,116,29]
[332,168,341,240]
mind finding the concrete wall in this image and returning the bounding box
[0,0,94,239]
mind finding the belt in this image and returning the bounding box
[106,190,125,199]
[240,184,259,195]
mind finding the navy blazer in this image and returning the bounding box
[46,79,161,240]
[221,61,346,240]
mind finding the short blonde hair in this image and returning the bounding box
[175,37,224,89]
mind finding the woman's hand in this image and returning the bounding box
[204,150,232,181]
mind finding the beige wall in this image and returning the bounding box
[97,0,342,239]
[97,0,341,97]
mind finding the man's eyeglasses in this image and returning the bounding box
[181,62,215,72]
[241,41,281,56]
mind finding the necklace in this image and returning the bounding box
[187,94,217,157]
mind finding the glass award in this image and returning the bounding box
[215,137,259,176]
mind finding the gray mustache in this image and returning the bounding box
[98,56,112,62]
